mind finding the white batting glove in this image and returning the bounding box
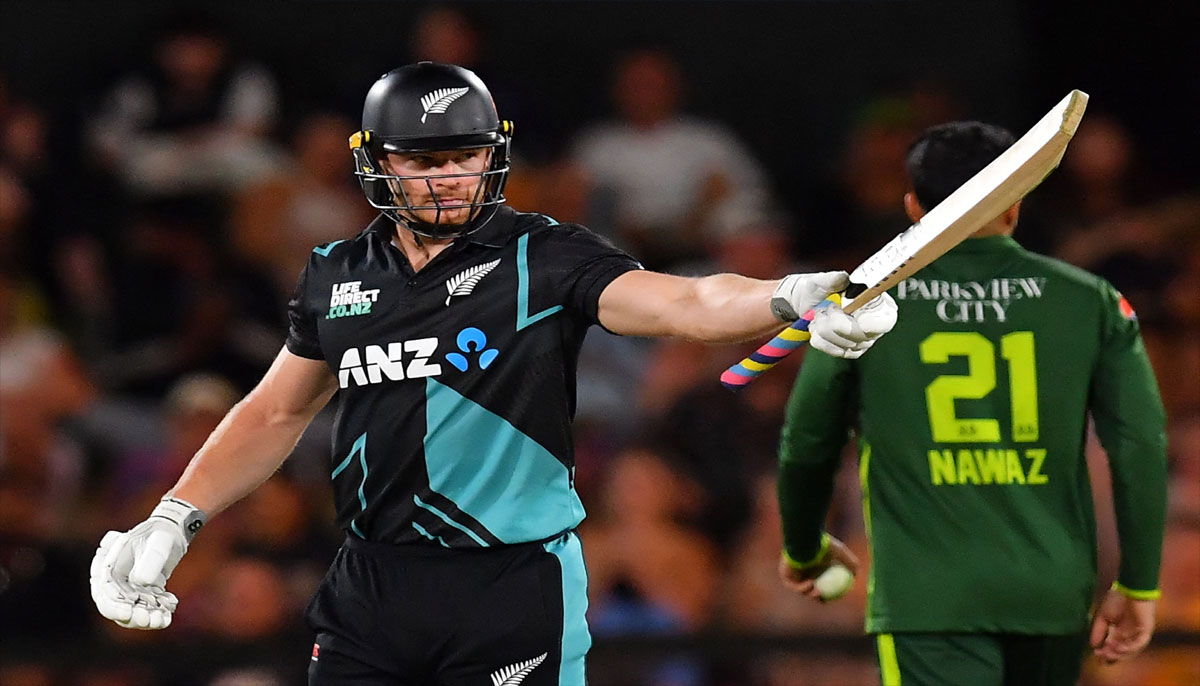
[90,496,205,630]
[808,292,898,359]
[771,271,851,322]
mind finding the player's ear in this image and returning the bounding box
[903,192,925,223]
[1000,200,1021,233]
[1003,200,1021,224]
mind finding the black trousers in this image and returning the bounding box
[306,532,589,686]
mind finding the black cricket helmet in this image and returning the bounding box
[350,62,513,238]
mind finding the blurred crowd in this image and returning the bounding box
[1,7,1197,686]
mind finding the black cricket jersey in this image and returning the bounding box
[286,207,641,547]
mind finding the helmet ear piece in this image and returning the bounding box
[348,129,375,174]
[349,130,395,207]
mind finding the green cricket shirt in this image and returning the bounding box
[778,235,1167,634]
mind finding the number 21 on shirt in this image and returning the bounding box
[920,331,1038,443]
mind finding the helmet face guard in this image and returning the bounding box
[350,130,510,239]
[351,63,514,239]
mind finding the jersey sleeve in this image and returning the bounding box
[541,223,642,325]
[285,258,324,360]
[777,349,859,563]
[1089,284,1168,594]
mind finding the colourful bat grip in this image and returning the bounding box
[720,299,835,390]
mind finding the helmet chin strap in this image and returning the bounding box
[396,201,482,243]
[395,211,463,244]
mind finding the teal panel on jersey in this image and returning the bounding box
[410,520,451,547]
[544,532,591,686]
[331,432,369,538]
[424,378,586,543]
[312,239,346,257]
[516,233,563,331]
[413,494,490,546]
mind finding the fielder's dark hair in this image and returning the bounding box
[906,121,1016,209]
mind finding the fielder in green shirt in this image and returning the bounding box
[777,121,1168,686]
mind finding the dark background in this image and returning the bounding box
[2,0,1196,224]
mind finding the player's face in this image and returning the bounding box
[383,148,490,226]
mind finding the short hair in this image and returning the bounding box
[905,121,1016,209]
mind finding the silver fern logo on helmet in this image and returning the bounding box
[420,87,470,123]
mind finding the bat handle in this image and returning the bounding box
[720,298,836,391]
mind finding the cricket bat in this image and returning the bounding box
[721,89,1089,390]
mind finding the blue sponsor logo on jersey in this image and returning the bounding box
[445,327,499,371]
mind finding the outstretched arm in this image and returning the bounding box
[597,269,897,355]
[596,270,790,343]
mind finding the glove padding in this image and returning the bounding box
[89,497,204,630]
[808,292,898,359]
[771,271,850,322]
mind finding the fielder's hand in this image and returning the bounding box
[773,273,899,359]
[1090,587,1158,663]
[89,496,205,629]
[778,533,861,602]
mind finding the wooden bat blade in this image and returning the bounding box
[720,90,1088,390]
[841,89,1088,314]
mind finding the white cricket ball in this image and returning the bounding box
[813,563,854,601]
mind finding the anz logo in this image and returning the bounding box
[337,327,500,388]
[337,338,441,388]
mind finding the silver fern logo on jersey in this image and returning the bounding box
[420,87,470,123]
[445,258,501,306]
[490,653,547,686]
